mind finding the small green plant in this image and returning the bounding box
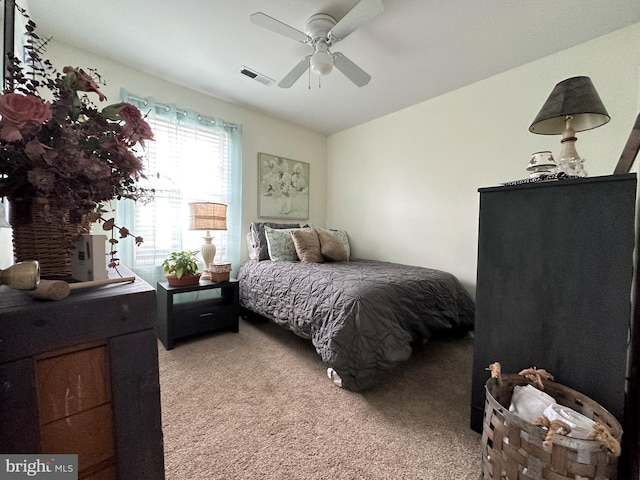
[162,251,200,279]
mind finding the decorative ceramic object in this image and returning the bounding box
[0,261,40,290]
[526,151,556,178]
[557,157,588,177]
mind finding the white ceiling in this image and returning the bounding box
[26,0,640,135]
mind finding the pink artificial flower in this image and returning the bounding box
[63,66,107,102]
[0,124,22,142]
[78,156,111,181]
[118,149,145,176]
[27,168,56,192]
[107,103,154,146]
[0,93,52,141]
[24,138,48,160]
[117,103,143,124]
[121,119,154,147]
[94,136,144,177]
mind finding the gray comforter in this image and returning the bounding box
[238,258,475,391]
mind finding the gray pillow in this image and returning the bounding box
[264,226,302,261]
[250,222,300,261]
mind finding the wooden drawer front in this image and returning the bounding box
[36,345,110,425]
[173,303,237,338]
[40,403,115,473]
[36,343,116,477]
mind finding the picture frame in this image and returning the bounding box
[258,152,309,219]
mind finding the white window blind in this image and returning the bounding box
[116,91,242,286]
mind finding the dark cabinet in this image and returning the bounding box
[470,174,637,472]
[0,269,165,479]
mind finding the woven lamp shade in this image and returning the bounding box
[189,202,227,231]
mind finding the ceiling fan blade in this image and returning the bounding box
[278,56,311,88]
[332,52,371,87]
[250,12,310,44]
[329,0,384,42]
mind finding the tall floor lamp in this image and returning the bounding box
[188,202,227,281]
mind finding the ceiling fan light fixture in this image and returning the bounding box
[310,50,333,76]
[250,0,384,87]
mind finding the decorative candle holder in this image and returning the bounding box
[0,260,40,290]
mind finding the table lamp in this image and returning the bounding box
[529,76,610,175]
[189,202,227,280]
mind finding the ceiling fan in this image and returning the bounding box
[250,0,384,88]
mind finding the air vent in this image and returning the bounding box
[239,66,275,86]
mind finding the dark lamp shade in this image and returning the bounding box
[189,202,227,230]
[529,76,610,135]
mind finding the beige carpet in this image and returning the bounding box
[157,317,482,479]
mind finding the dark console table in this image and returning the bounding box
[0,267,165,479]
[156,278,239,350]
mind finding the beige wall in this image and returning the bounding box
[0,40,327,268]
[2,24,639,290]
[326,24,640,294]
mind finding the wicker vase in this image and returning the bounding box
[10,201,89,278]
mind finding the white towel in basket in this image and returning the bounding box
[509,385,597,439]
[509,384,555,422]
[543,403,596,439]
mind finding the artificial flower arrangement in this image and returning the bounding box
[260,155,307,214]
[0,6,153,270]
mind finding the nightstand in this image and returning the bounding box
[156,278,239,350]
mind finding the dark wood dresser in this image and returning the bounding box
[470,173,639,478]
[0,268,165,479]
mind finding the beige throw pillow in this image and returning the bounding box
[316,228,348,262]
[291,228,324,263]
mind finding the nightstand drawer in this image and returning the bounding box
[173,301,237,338]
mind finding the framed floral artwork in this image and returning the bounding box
[258,152,309,219]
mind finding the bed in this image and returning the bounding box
[238,223,475,391]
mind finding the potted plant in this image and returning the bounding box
[162,251,201,287]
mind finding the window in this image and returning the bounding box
[116,90,242,286]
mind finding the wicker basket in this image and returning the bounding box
[481,374,622,480]
[209,262,231,282]
[10,201,89,278]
